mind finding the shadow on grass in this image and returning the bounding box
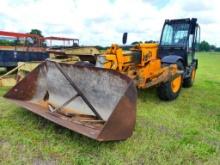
[137,87,163,104]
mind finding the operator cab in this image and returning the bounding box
[158,18,200,67]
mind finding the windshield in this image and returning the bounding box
[160,23,190,47]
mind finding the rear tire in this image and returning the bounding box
[157,61,184,101]
[183,67,196,88]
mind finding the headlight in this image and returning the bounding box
[96,55,107,68]
[97,56,106,64]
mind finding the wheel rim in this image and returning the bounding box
[191,68,196,81]
[171,76,182,93]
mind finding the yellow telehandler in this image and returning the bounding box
[4,18,200,141]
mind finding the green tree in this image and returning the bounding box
[210,44,216,50]
[0,40,13,46]
[215,47,220,52]
[29,29,44,46]
[131,41,140,45]
[29,29,43,37]
[199,40,210,51]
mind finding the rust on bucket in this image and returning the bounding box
[4,60,137,141]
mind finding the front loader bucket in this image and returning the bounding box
[4,61,137,141]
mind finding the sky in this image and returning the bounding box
[0,0,219,46]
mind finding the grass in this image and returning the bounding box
[0,52,220,165]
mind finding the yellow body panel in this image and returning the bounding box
[64,47,100,55]
[96,43,178,89]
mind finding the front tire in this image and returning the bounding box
[157,61,184,101]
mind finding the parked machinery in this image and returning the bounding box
[4,18,200,141]
[0,31,48,69]
[96,18,199,100]
[0,35,100,86]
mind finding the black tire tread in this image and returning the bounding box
[157,61,184,101]
[183,69,196,88]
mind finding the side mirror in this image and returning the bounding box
[122,32,128,45]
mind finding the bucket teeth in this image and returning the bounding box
[4,61,137,141]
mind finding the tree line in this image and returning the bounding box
[97,40,220,52]
[0,29,219,52]
[198,41,220,51]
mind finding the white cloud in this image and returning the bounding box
[0,0,219,46]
